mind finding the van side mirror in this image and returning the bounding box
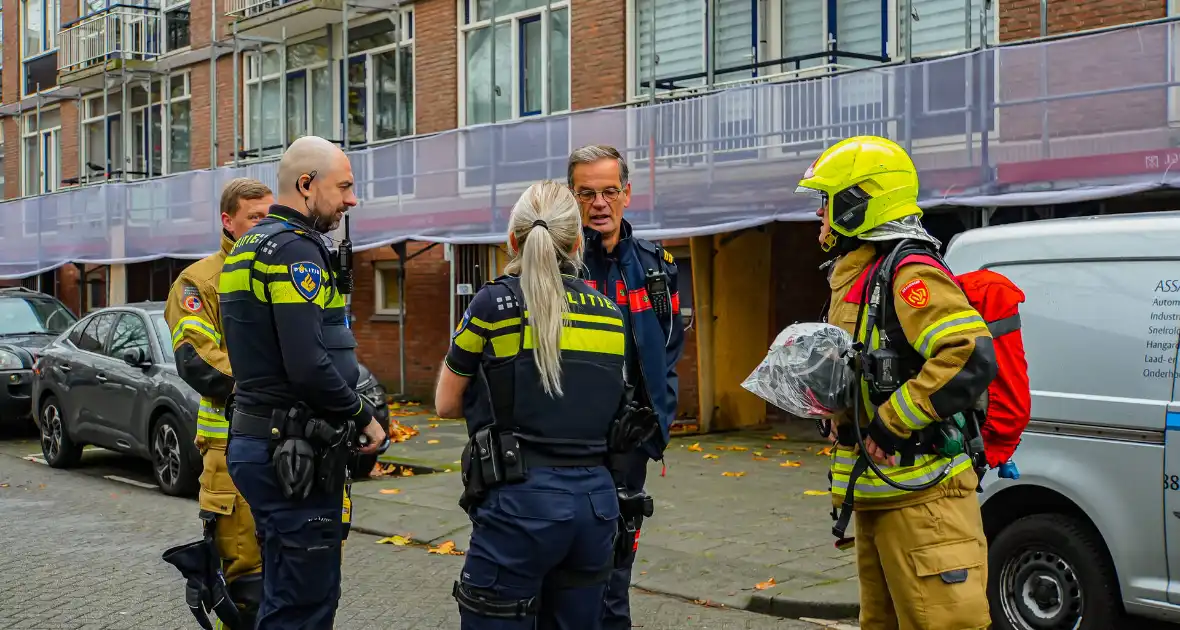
[122,347,150,367]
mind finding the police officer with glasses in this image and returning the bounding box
[435,180,658,630]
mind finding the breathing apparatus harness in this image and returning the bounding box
[829,239,986,548]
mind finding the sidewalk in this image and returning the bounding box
[355,406,860,620]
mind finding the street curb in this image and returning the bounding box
[746,591,859,620]
[351,516,861,622]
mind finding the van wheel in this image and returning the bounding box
[988,513,1121,630]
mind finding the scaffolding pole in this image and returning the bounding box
[233,20,241,166]
[211,0,220,169]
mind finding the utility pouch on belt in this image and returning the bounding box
[459,426,500,512]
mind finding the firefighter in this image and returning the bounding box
[164,177,273,629]
[795,135,997,630]
[220,136,386,629]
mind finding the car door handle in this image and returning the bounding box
[96,374,108,383]
[59,364,71,372]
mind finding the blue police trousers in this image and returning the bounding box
[602,451,648,630]
[457,466,620,630]
[226,435,345,630]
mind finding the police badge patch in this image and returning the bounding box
[290,262,324,301]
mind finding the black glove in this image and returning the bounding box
[866,417,903,456]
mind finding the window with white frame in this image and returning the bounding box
[373,261,402,317]
[21,107,61,196]
[244,37,332,158]
[631,0,992,96]
[126,72,192,179]
[460,0,570,124]
[162,0,191,53]
[21,0,59,96]
[81,93,125,183]
[346,12,415,146]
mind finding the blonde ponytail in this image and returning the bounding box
[505,181,584,397]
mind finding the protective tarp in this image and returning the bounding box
[741,322,856,420]
[3,20,1180,278]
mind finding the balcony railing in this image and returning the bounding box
[225,0,293,19]
[58,5,161,74]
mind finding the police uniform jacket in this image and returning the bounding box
[165,231,236,447]
[445,274,627,458]
[827,243,997,510]
[218,206,374,425]
[581,220,684,459]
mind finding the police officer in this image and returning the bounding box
[164,177,272,629]
[437,180,645,629]
[221,135,387,629]
[796,135,996,630]
[568,144,685,629]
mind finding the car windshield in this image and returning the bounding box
[0,297,77,336]
[151,314,175,363]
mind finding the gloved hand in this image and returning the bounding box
[864,417,901,467]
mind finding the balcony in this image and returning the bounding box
[58,6,162,89]
[225,0,344,40]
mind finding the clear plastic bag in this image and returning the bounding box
[741,322,857,420]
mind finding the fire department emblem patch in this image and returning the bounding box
[183,295,203,313]
[899,278,930,309]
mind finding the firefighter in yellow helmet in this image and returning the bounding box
[796,136,997,630]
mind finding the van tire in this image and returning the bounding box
[988,513,1121,630]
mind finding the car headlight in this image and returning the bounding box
[0,349,23,370]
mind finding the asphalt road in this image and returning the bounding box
[0,424,833,630]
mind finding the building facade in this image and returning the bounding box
[0,0,1173,427]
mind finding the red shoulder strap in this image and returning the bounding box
[843,253,956,304]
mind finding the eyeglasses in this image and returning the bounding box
[573,188,622,204]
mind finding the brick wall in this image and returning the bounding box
[571,0,627,110]
[996,0,1169,144]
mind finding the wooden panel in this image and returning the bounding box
[711,228,772,430]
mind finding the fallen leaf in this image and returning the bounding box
[752,456,770,462]
[687,443,703,452]
[376,535,411,546]
[818,446,834,456]
[702,454,719,460]
[754,577,777,590]
[730,446,749,452]
[379,488,402,495]
[38,484,45,489]
[753,451,763,456]
[427,439,440,445]
[428,541,465,556]
[721,471,746,477]
[0,483,8,488]
[401,469,415,477]
[429,424,440,429]
[771,433,788,440]
[780,461,802,468]
[804,490,829,496]
[453,460,462,464]
[640,571,648,575]
[778,449,794,455]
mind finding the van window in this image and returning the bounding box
[995,260,1180,429]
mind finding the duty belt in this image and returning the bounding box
[518,445,606,470]
[231,410,282,439]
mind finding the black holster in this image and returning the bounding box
[613,489,654,567]
[161,511,244,630]
[459,426,527,512]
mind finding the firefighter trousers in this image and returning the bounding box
[198,440,263,583]
[854,490,990,630]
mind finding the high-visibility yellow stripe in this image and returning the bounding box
[913,310,988,358]
[197,399,228,438]
[469,316,521,331]
[220,266,339,309]
[490,333,520,357]
[171,316,221,349]
[523,325,625,355]
[890,382,938,431]
[830,449,973,499]
[454,329,485,354]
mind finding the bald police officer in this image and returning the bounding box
[221,136,387,629]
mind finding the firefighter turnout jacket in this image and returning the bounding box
[826,244,996,510]
[218,206,373,424]
[166,232,236,444]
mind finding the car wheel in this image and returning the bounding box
[39,395,82,468]
[988,513,1121,630]
[151,413,199,497]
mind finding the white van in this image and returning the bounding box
[943,210,1180,629]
